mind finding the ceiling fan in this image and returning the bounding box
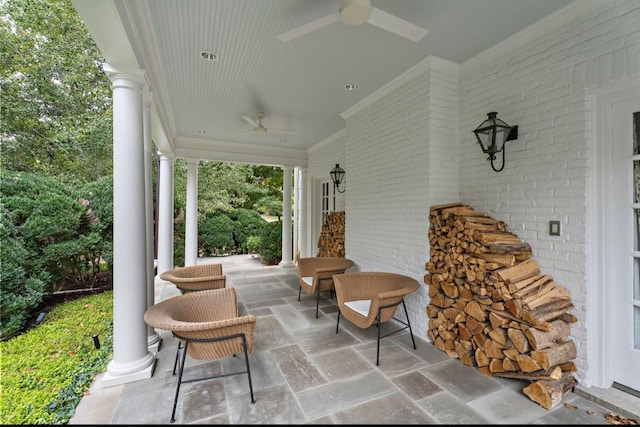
[277,0,428,43]
[239,112,295,136]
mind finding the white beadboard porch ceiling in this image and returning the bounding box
[73,0,574,166]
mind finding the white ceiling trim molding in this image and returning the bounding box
[307,129,346,154]
[174,137,307,167]
[175,148,307,168]
[341,55,459,120]
[461,0,606,73]
[115,0,178,146]
[71,0,138,66]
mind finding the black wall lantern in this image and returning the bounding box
[330,163,346,193]
[472,112,518,172]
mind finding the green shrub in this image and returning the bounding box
[0,291,113,424]
[257,220,283,265]
[0,171,112,340]
[77,176,114,270]
[245,235,261,254]
[0,207,48,340]
[199,211,235,256]
[227,208,268,253]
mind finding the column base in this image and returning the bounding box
[279,260,296,268]
[101,352,156,388]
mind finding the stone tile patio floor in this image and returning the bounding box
[70,255,640,424]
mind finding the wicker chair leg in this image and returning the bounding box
[335,310,341,333]
[298,286,302,301]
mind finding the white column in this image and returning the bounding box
[157,154,175,275]
[293,167,300,263]
[102,66,154,387]
[280,166,295,267]
[143,93,160,348]
[298,167,309,258]
[184,159,199,266]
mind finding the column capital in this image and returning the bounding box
[103,63,147,88]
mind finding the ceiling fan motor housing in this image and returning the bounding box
[340,0,372,25]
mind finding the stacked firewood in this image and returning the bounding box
[317,211,346,257]
[425,202,578,410]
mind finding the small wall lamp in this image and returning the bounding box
[472,112,518,172]
[330,163,346,193]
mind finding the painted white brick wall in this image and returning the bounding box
[306,132,346,249]
[341,57,460,341]
[459,0,640,383]
[305,0,640,386]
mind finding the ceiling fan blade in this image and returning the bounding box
[277,12,341,42]
[242,115,258,127]
[234,129,255,136]
[368,7,428,42]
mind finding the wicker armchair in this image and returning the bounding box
[143,287,256,423]
[297,257,355,318]
[333,272,419,366]
[159,263,226,294]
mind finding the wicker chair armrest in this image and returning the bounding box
[377,283,419,300]
[298,257,354,277]
[161,274,226,283]
[314,268,349,280]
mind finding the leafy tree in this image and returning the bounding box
[254,195,283,219]
[0,0,113,187]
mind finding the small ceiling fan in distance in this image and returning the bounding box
[277,0,429,43]
[239,112,296,136]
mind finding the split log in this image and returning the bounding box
[489,359,506,373]
[464,300,487,321]
[507,274,548,293]
[515,354,543,372]
[484,339,506,359]
[530,340,577,371]
[522,372,578,409]
[556,312,578,324]
[487,242,532,254]
[488,327,508,346]
[476,252,516,268]
[501,357,519,371]
[430,202,465,212]
[524,320,571,350]
[475,348,490,367]
[494,365,562,381]
[497,259,540,285]
[507,328,531,353]
[489,311,509,329]
[525,286,571,311]
[523,300,574,325]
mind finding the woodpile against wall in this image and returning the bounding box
[424,202,579,410]
[317,211,346,257]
